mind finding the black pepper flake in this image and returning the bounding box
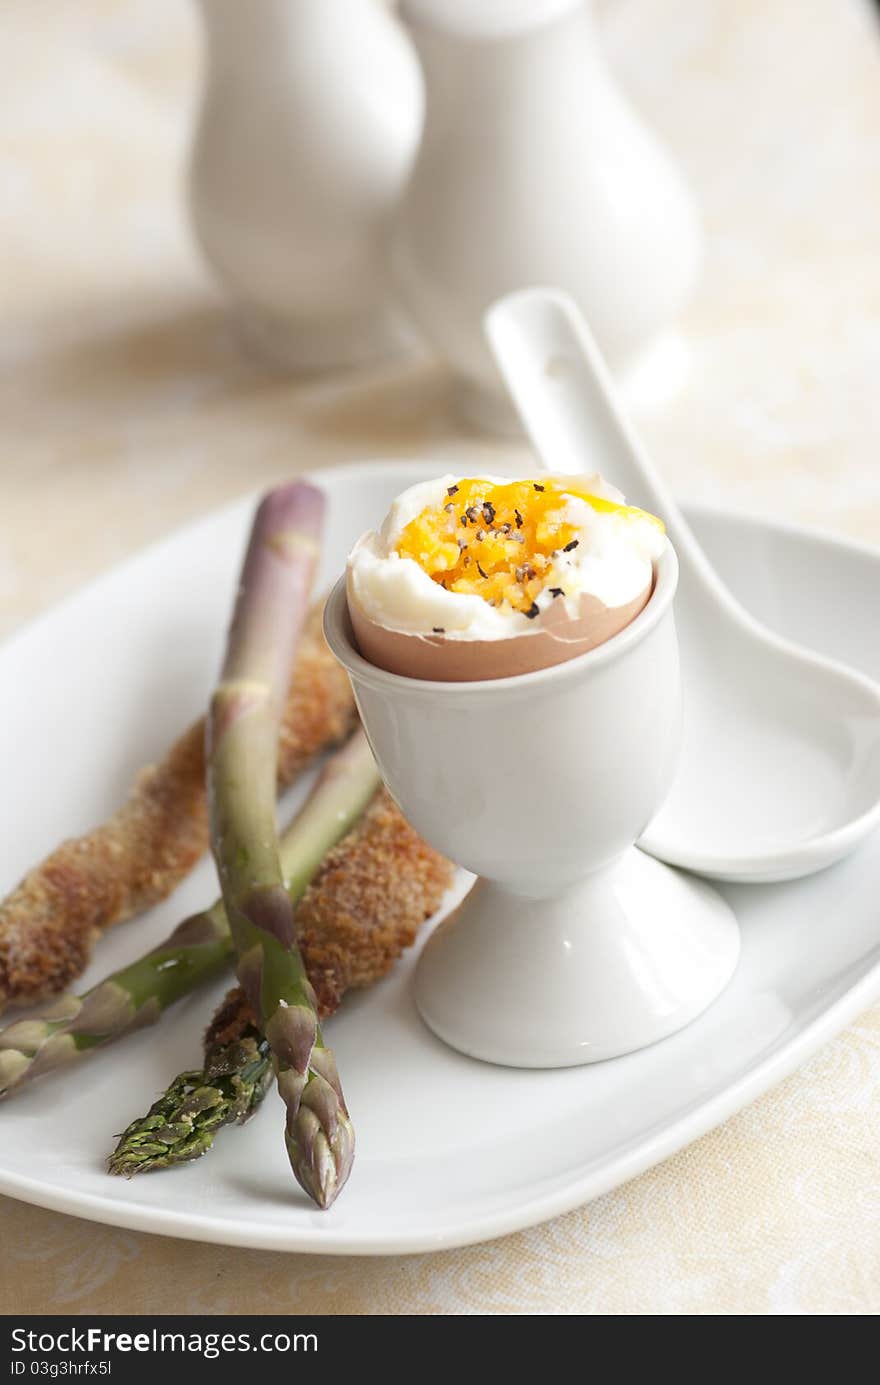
[533,483,545,492]
[432,626,445,634]
[563,539,579,552]
[447,484,459,496]
[460,515,468,527]
[457,537,468,550]
[524,601,540,619]
[482,501,496,525]
[514,509,523,528]
[444,502,454,513]
[550,586,564,598]
[465,504,481,523]
[477,563,488,579]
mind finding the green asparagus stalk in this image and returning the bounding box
[207,481,356,1209]
[108,988,271,1176]
[0,907,230,1097]
[0,729,380,1101]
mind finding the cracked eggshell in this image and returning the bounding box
[346,569,654,683]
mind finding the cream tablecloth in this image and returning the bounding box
[1,0,879,1315]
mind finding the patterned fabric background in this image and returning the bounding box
[1,0,879,1314]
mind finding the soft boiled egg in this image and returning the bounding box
[346,474,666,681]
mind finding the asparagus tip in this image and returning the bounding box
[284,1048,355,1210]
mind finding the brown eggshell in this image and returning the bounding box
[346,569,653,682]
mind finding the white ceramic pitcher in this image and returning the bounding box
[189,0,424,371]
[391,0,703,429]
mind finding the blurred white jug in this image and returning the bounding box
[189,0,423,371]
[391,0,703,429]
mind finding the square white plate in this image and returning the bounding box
[1,460,878,1253]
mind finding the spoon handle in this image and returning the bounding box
[484,288,715,592]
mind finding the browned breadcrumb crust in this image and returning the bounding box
[204,986,257,1049]
[0,602,357,1014]
[204,789,453,1046]
[295,787,453,1014]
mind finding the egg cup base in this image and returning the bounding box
[413,848,740,1068]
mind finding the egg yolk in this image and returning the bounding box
[395,478,662,618]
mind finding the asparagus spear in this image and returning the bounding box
[109,785,454,1176]
[0,729,380,1100]
[207,481,356,1210]
[0,601,357,1016]
[108,988,271,1176]
[0,907,230,1097]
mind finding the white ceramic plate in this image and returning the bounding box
[1,460,879,1255]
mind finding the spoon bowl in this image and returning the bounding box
[642,600,880,881]
[485,288,880,882]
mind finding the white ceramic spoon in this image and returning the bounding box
[485,288,880,882]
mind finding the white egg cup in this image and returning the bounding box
[324,544,739,1068]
